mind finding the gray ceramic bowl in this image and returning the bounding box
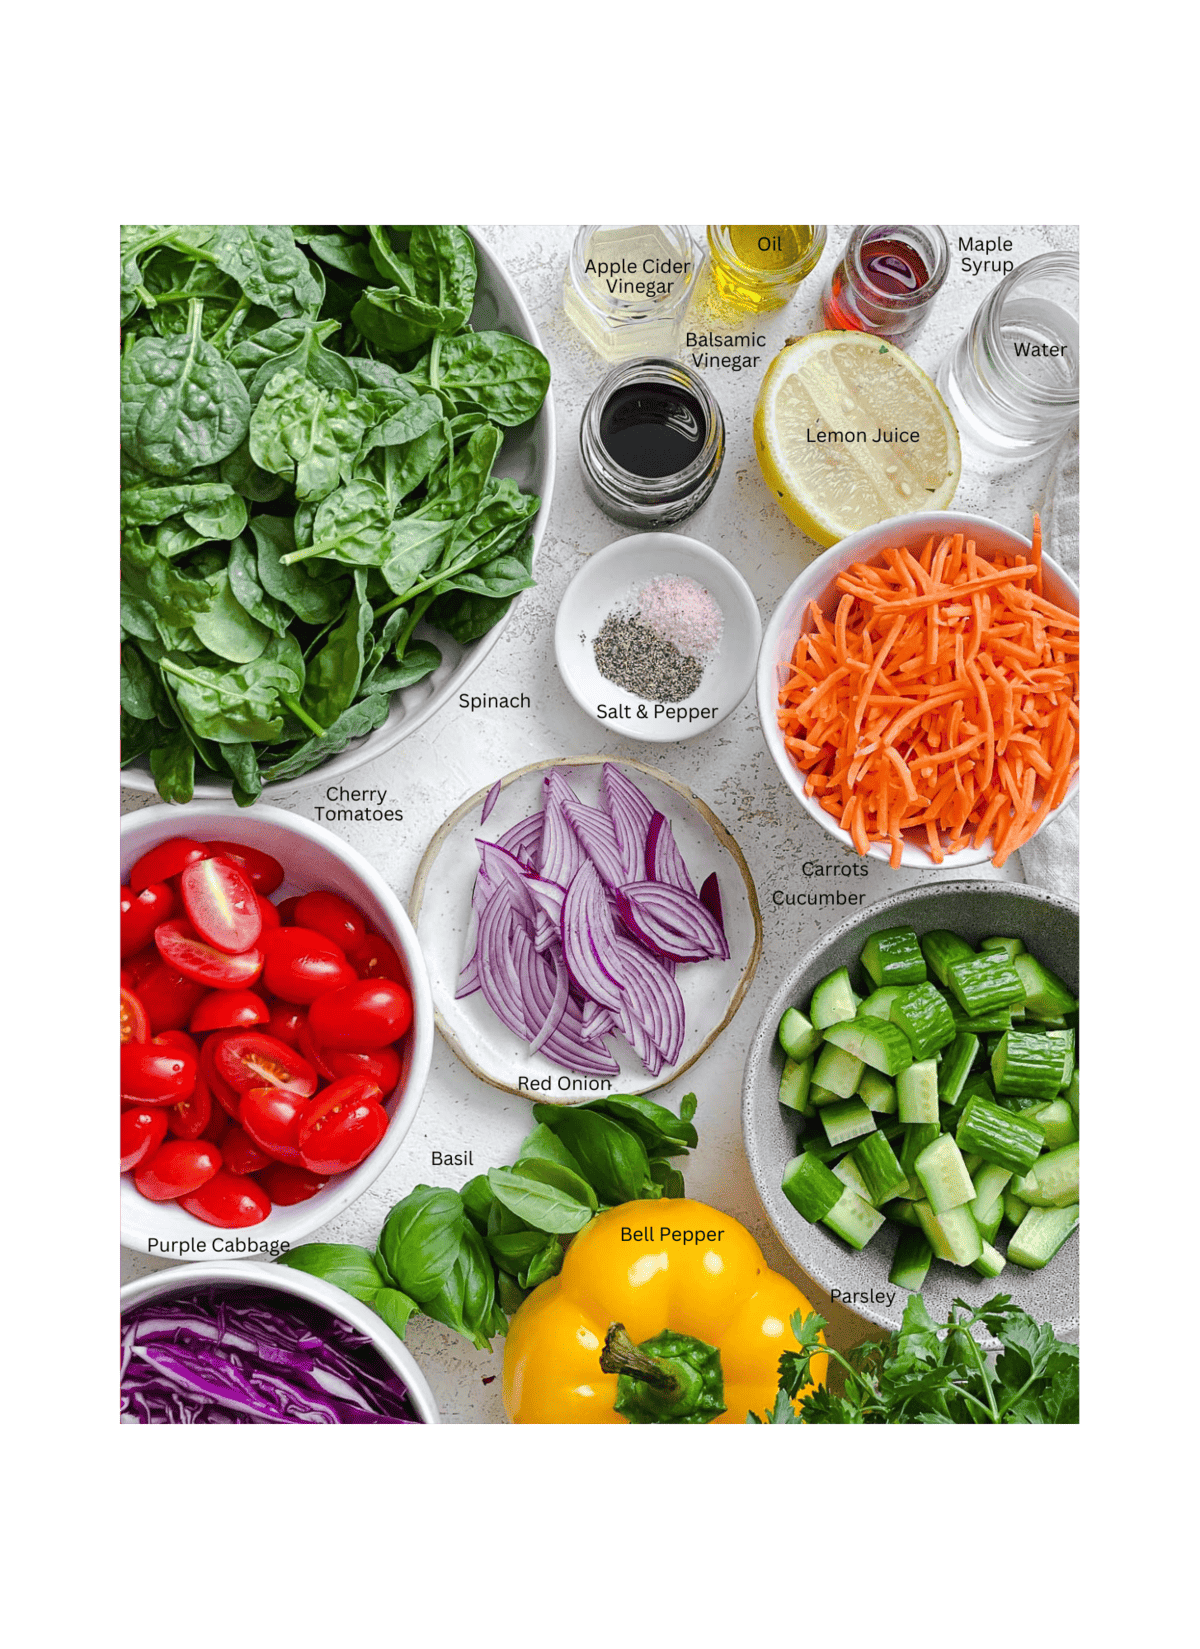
[742,881,1078,1342]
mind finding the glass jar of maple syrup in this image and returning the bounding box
[822,225,950,347]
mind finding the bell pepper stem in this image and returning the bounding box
[600,1323,702,1409]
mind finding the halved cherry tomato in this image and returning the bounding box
[202,841,285,896]
[152,1028,200,1060]
[259,1163,329,1205]
[155,919,264,988]
[189,989,269,1034]
[181,1169,271,1228]
[354,931,407,984]
[275,896,303,925]
[167,1074,213,1140]
[134,1139,221,1201]
[129,838,211,893]
[293,891,370,960]
[121,882,176,956]
[265,1001,304,1049]
[239,1085,309,1165]
[121,1042,197,1108]
[214,1031,318,1098]
[262,927,356,1005]
[180,856,262,954]
[135,962,207,1033]
[308,979,413,1049]
[121,1107,168,1173]
[221,1123,273,1177]
[199,1034,246,1119]
[256,895,280,931]
[298,1077,387,1174]
[121,987,150,1045]
[318,1043,403,1095]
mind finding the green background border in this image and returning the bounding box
[9,0,1160,1622]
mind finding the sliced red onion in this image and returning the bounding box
[612,935,685,1065]
[524,874,566,951]
[539,794,586,886]
[476,887,534,1041]
[562,797,626,888]
[646,811,696,894]
[602,763,655,883]
[496,811,543,870]
[579,1001,617,1041]
[561,861,626,1010]
[699,872,725,940]
[615,881,730,963]
[525,942,570,1056]
[480,778,502,826]
[477,840,538,926]
[511,929,619,1074]
[617,1002,664,1077]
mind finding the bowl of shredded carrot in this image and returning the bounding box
[759,512,1079,870]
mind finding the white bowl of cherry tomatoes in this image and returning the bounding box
[120,803,433,1258]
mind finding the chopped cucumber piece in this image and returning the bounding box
[947,952,1025,1017]
[890,983,958,1060]
[1045,1027,1076,1088]
[1008,1203,1079,1269]
[914,1133,975,1212]
[1013,953,1078,1020]
[852,1130,908,1204]
[857,1067,898,1114]
[1024,1141,1080,1208]
[897,1059,939,1124]
[778,1007,822,1062]
[1002,1190,1029,1227]
[857,986,905,1021]
[782,1152,843,1222]
[956,1095,1044,1174]
[1020,1098,1077,1149]
[823,1017,914,1077]
[970,1162,1013,1227]
[980,936,1025,960]
[920,929,976,985]
[914,1200,982,1266]
[899,1122,940,1185]
[889,1228,933,1290]
[972,1240,1007,1279]
[860,926,926,987]
[833,1154,874,1204]
[822,1185,885,1249]
[992,1029,1067,1100]
[808,1082,842,1108]
[779,1055,814,1115]
[810,967,858,1030]
[813,1042,866,1098]
[882,1197,921,1227]
[976,1202,1004,1245]
[1065,1068,1080,1118]
[938,1031,980,1106]
[820,1097,876,1148]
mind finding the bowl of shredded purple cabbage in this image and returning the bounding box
[120,1262,438,1424]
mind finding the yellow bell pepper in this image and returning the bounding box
[502,1197,825,1424]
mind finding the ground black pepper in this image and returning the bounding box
[592,613,703,703]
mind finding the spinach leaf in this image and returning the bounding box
[409,225,477,330]
[377,518,458,596]
[182,491,248,542]
[209,224,322,317]
[148,730,195,803]
[191,567,271,663]
[422,424,503,520]
[121,302,251,476]
[158,649,297,745]
[351,285,444,354]
[257,693,390,782]
[227,536,291,638]
[300,570,372,727]
[249,514,349,625]
[299,231,377,282]
[426,532,534,644]
[121,478,237,528]
[219,438,287,502]
[219,738,263,806]
[436,329,551,426]
[120,642,168,721]
[250,367,367,501]
[363,638,441,694]
[362,390,443,452]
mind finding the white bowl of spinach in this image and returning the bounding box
[121,225,555,804]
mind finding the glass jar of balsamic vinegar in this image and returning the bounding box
[579,358,725,529]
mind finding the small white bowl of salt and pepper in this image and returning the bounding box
[554,533,762,743]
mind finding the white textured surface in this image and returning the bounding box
[121,223,1080,1421]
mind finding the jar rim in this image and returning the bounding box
[847,224,951,310]
[706,225,828,284]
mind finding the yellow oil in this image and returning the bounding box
[707,225,824,313]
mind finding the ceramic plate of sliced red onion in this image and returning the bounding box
[411,757,762,1100]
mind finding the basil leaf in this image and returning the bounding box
[512,1121,585,1178]
[461,1173,496,1234]
[372,1287,423,1339]
[376,1186,466,1304]
[420,1221,506,1352]
[588,1093,699,1153]
[487,1162,596,1235]
[277,1243,385,1302]
[648,1159,685,1198]
[530,1108,654,1205]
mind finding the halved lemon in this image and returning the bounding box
[754,331,961,546]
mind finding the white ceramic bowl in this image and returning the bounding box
[757,511,1080,869]
[123,227,556,800]
[554,533,762,743]
[121,1260,440,1422]
[121,803,433,1257]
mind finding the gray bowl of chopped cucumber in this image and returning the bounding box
[742,881,1078,1343]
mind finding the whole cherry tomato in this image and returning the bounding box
[202,841,285,895]
[239,1085,309,1165]
[318,1043,403,1094]
[298,1077,388,1174]
[122,945,160,990]
[121,882,176,956]
[166,1075,213,1140]
[180,857,262,954]
[134,1140,221,1201]
[137,963,207,1033]
[121,1107,168,1173]
[265,1001,305,1049]
[120,1042,197,1108]
[128,838,211,893]
[293,891,370,960]
[297,1016,338,1082]
[189,989,269,1034]
[180,1170,271,1228]
[259,1164,329,1205]
[354,931,407,984]
[256,895,281,931]
[200,1102,230,1147]
[308,979,413,1049]
[213,1031,318,1098]
[152,1028,200,1060]
[275,896,303,925]
[262,928,356,1005]
[155,920,264,988]
[121,987,150,1045]
[221,1124,273,1177]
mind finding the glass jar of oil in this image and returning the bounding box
[705,225,827,313]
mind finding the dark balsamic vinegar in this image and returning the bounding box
[598,382,708,479]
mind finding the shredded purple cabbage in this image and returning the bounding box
[121,1285,421,1425]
